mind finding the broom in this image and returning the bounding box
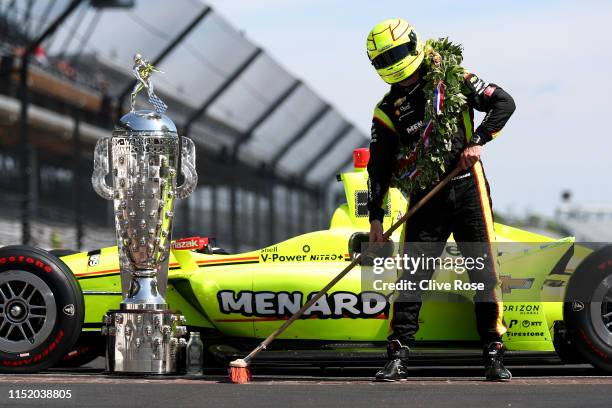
[229,167,463,383]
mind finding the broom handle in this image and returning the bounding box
[242,167,463,364]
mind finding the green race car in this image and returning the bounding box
[2,166,612,374]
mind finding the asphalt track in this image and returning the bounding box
[1,361,611,408]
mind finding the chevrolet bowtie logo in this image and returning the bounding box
[500,276,534,294]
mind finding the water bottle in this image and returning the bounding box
[177,338,187,374]
[186,332,203,375]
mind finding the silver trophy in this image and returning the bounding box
[92,54,197,374]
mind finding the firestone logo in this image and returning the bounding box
[506,331,545,338]
[0,256,52,273]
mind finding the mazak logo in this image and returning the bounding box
[172,237,207,251]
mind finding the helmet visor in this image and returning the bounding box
[371,42,418,70]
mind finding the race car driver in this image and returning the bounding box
[366,19,516,381]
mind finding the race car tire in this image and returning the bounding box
[49,250,104,368]
[0,245,84,373]
[56,333,105,368]
[564,245,612,373]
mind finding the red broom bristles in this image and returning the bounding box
[228,359,252,384]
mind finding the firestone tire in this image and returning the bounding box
[0,245,84,373]
[49,250,103,368]
[564,246,612,373]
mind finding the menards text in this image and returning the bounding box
[218,290,390,318]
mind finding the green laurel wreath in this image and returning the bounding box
[390,38,467,196]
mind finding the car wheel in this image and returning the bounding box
[49,250,104,369]
[564,245,612,373]
[0,245,84,373]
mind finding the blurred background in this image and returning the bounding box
[0,0,610,253]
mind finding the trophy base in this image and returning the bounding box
[102,309,187,375]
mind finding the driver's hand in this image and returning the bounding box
[369,220,384,243]
[459,144,483,170]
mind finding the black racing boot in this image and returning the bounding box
[375,340,409,382]
[483,341,512,381]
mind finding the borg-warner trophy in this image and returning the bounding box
[92,54,197,374]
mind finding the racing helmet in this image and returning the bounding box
[366,19,424,84]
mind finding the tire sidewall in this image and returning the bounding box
[57,333,105,368]
[0,245,84,373]
[565,246,612,372]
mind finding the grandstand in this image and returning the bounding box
[556,204,612,242]
[0,0,367,252]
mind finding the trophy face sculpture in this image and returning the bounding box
[92,54,197,374]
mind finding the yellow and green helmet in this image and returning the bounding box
[366,19,424,84]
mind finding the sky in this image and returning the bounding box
[203,0,612,217]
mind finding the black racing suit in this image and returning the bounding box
[367,68,516,345]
